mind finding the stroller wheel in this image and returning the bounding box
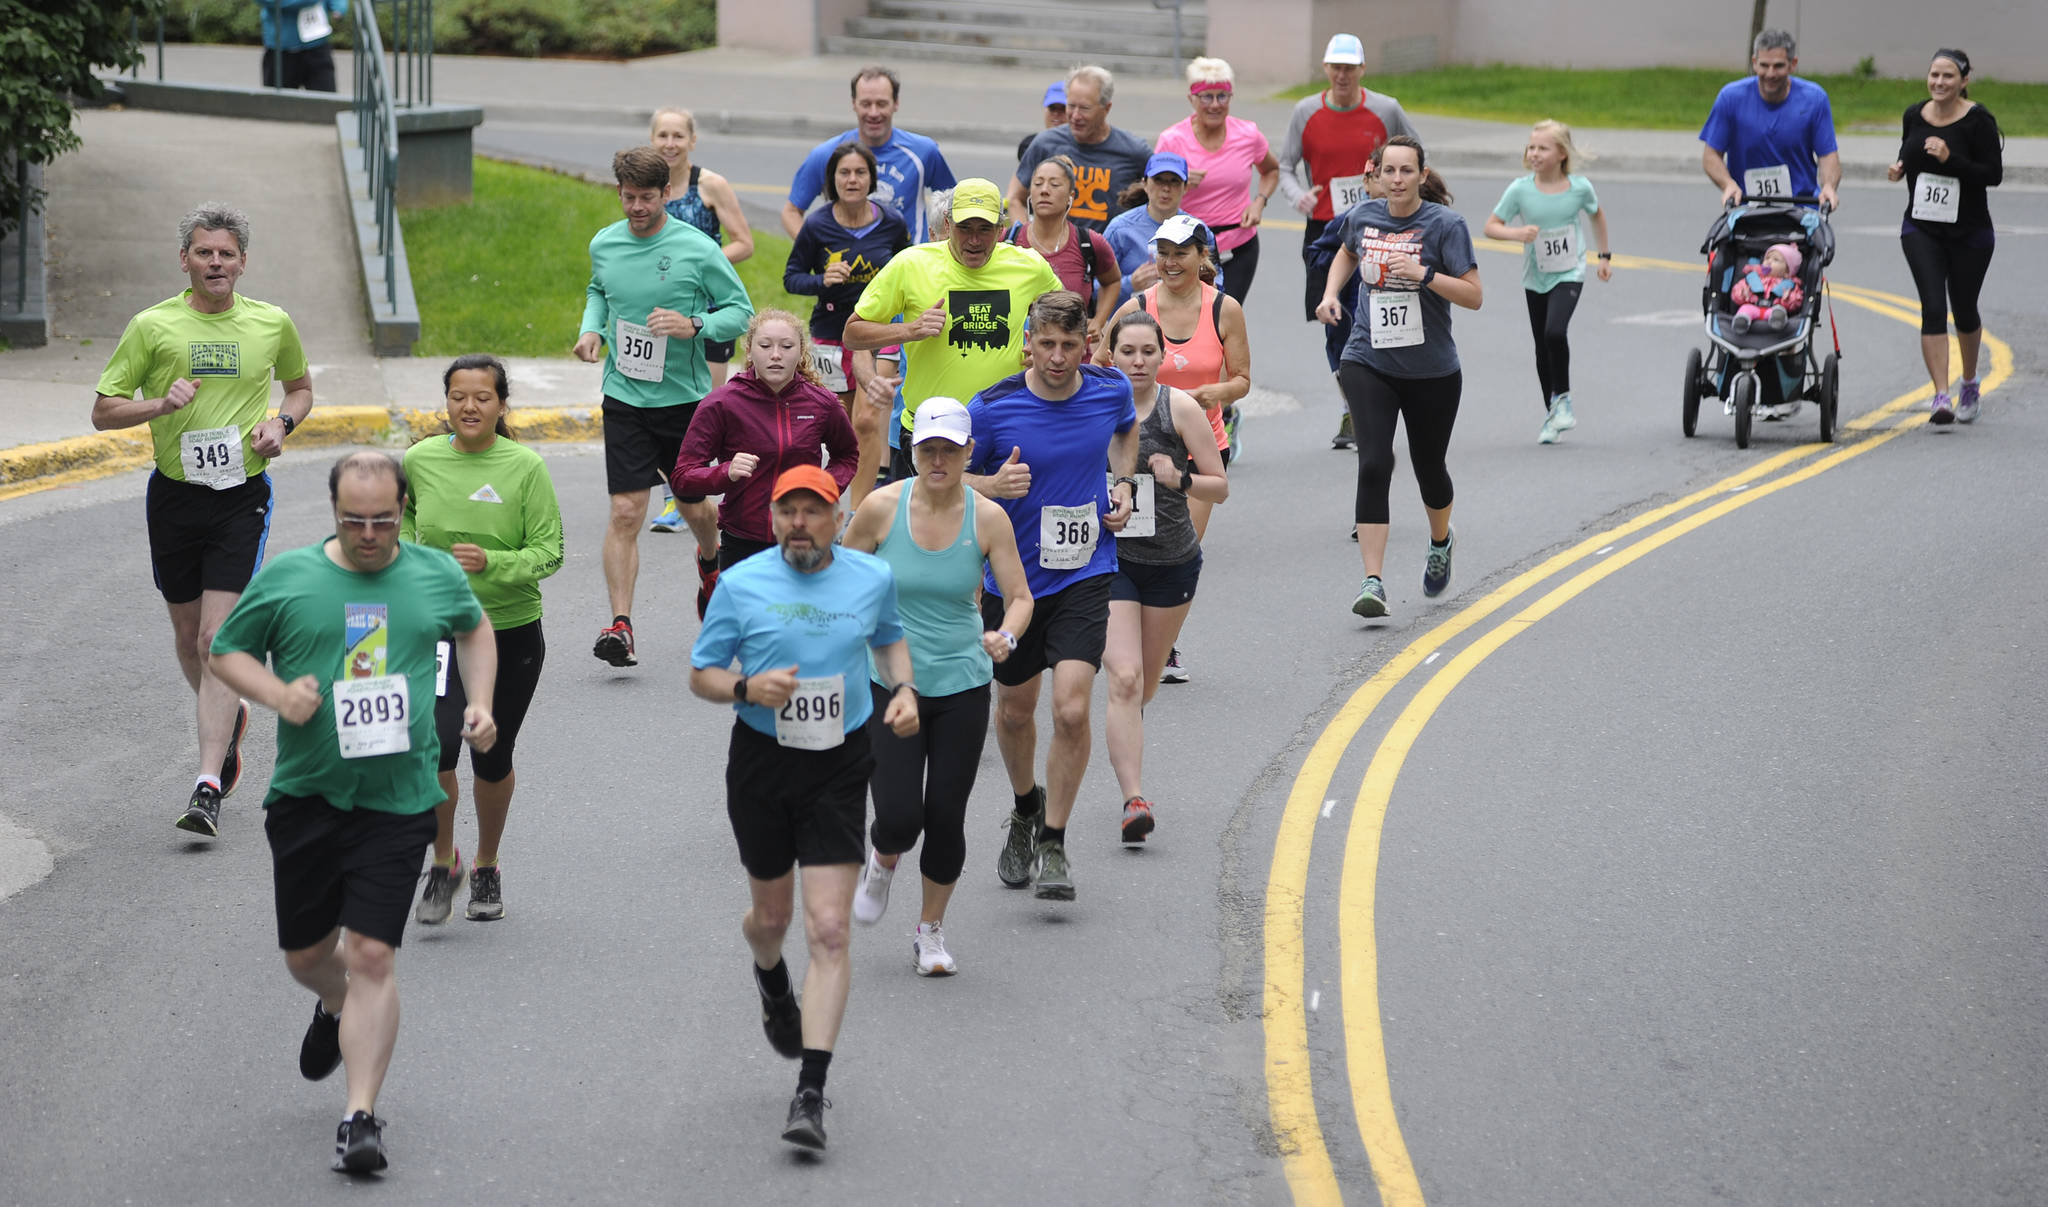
[1733,372,1756,449]
[1819,352,1840,443]
[1682,348,1703,438]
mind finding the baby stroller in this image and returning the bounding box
[1679,196,1840,447]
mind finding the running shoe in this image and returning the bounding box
[756,964,803,1059]
[1032,838,1075,901]
[1159,646,1189,684]
[593,619,636,667]
[465,864,503,920]
[1121,796,1156,844]
[176,784,223,837]
[1423,527,1456,598]
[1759,401,1801,422]
[299,1000,342,1081]
[1331,410,1354,449]
[781,1088,829,1150]
[913,922,957,976]
[1223,402,1242,461]
[219,699,250,798]
[1551,393,1576,434]
[997,786,1044,888]
[332,1111,387,1174]
[852,848,893,926]
[695,555,720,620]
[1538,402,1562,445]
[1930,392,1956,426]
[649,495,684,533]
[1350,576,1388,618]
[1957,379,1981,424]
[415,856,464,925]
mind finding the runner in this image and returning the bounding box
[1018,81,1067,163]
[1100,310,1229,841]
[401,356,563,924]
[1151,57,1281,307]
[1887,48,2003,425]
[1102,152,1220,307]
[688,465,920,1150]
[259,0,345,92]
[1316,136,1482,619]
[963,292,1139,900]
[672,309,862,563]
[1006,154,1122,346]
[649,106,756,534]
[843,179,1062,483]
[1278,33,1418,447]
[1483,120,1612,444]
[208,451,496,1174]
[840,399,1032,974]
[573,146,754,662]
[1304,148,1388,453]
[783,140,911,488]
[92,202,313,837]
[1010,65,1153,233]
[780,66,957,245]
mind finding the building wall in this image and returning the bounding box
[716,0,865,55]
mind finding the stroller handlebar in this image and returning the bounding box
[1729,193,1835,215]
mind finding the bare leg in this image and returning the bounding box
[431,770,460,863]
[603,490,651,618]
[284,927,349,1014]
[1137,601,1192,710]
[1958,328,1983,382]
[918,877,957,926]
[336,934,401,1116]
[680,499,721,563]
[742,871,795,971]
[797,863,858,1051]
[1104,600,1147,801]
[473,771,514,866]
[169,590,245,778]
[708,360,730,389]
[1357,522,1390,578]
[1042,660,1097,830]
[993,674,1043,797]
[1920,332,1951,395]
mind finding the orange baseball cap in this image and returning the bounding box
[770,464,840,504]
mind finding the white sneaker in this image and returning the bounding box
[912,922,957,976]
[1537,403,1561,444]
[853,849,893,926]
[1551,394,1576,433]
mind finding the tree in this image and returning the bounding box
[1747,0,1768,62]
[0,0,157,238]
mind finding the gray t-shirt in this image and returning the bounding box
[1336,199,1478,379]
[1016,125,1153,232]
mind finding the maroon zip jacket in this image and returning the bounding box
[671,368,860,543]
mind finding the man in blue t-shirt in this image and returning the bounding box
[780,66,958,245]
[964,291,1138,905]
[1699,28,1841,210]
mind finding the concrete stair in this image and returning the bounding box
[826,0,1206,78]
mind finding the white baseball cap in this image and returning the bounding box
[1324,34,1366,65]
[911,397,973,446]
[1154,213,1208,247]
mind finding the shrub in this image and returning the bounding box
[151,0,715,58]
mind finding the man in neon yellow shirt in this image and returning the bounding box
[93,202,315,837]
[843,178,1061,483]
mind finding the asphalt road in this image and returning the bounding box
[4,164,2045,1205]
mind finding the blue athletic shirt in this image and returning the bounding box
[967,365,1137,599]
[787,129,957,245]
[691,546,904,738]
[1698,76,1839,200]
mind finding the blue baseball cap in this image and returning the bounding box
[1042,82,1067,106]
[1144,151,1189,180]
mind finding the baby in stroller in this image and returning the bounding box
[1729,243,1804,333]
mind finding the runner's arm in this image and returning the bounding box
[1275,102,1312,211]
[1004,177,1031,228]
[702,171,754,265]
[1168,389,1230,505]
[250,373,313,457]
[1091,297,1140,365]
[1701,143,1741,203]
[476,465,565,589]
[1087,233,1121,336]
[92,389,186,430]
[840,486,898,553]
[978,499,1034,642]
[1815,150,1842,208]
[696,255,756,343]
[783,224,827,295]
[1588,208,1613,281]
[451,613,498,750]
[207,650,324,726]
[670,397,733,499]
[1189,298,1251,411]
[1427,266,1484,311]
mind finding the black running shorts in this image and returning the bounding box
[980,572,1113,686]
[436,619,546,781]
[144,470,273,604]
[602,396,704,501]
[265,795,437,952]
[724,720,872,879]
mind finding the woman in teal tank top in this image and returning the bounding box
[840,398,1032,976]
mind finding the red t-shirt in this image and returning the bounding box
[1300,94,1395,222]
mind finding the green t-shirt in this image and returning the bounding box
[401,434,564,630]
[94,290,309,482]
[578,216,755,409]
[1490,174,1601,293]
[852,241,1061,432]
[211,540,484,815]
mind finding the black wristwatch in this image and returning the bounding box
[1419,265,1438,289]
[733,676,749,703]
[1179,465,1193,493]
[278,412,298,436]
[1113,475,1138,495]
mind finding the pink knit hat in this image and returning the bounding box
[1767,242,1803,277]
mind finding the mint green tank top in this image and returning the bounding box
[869,484,992,697]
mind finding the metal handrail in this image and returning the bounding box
[352,2,403,313]
[1150,0,1185,73]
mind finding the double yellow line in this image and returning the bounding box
[1263,274,2013,1204]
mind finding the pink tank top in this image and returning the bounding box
[1139,283,1230,450]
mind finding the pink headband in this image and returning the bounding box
[1191,81,1233,98]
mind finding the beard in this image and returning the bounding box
[782,540,828,572]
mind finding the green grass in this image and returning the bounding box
[1279,66,2048,136]
[403,157,807,358]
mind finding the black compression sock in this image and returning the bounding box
[1014,789,1040,815]
[755,958,791,1000]
[1429,535,1451,549]
[1039,825,1066,846]
[613,614,631,627]
[799,1048,832,1094]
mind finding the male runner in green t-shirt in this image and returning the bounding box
[211,451,497,1175]
[92,202,315,837]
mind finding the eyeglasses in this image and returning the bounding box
[1193,91,1232,105]
[338,514,401,530]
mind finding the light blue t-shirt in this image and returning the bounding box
[1490,174,1600,293]
[787,128,957,244]
[1698,77,1839,200]
[692,546,904,738]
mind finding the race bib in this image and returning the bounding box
[334,674,411,760]
[774,674,845,751]
[1534,224,1579,274]
[1108,472,1156,540]
[181,425,245,490]
[615,319,666,383]
[1367,290,1425,349]
[1743,164,1792,199]
[1911,172,1960,224]
[1039,504,1099,570]
[434,641,451,698]
[1329,174,1368,212]
[809,340,849,393]
[295,2,332,42]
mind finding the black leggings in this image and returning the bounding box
[1219,232,1261,305]
[866,681,991,886]
[718,533,775,571]
[1338,361,1462,525]
[1901,228,1995,336]
[436,620,546,782]
[1523,283,1582,405]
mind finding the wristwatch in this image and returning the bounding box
[1113,475,1139,494]
[278,412,298,436]
[997,629,1019,652]
[733,676,749,703]
[1419,265,1438,288]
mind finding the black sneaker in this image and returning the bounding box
[176,784,222,837]
[299,1000,342,1081]
[781,1088,829,1150]
[219,699,250,798]
[996,785,1045,888]
[332,1111,387,1174]
[414,859,464,925]
[755,965,803,1059]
